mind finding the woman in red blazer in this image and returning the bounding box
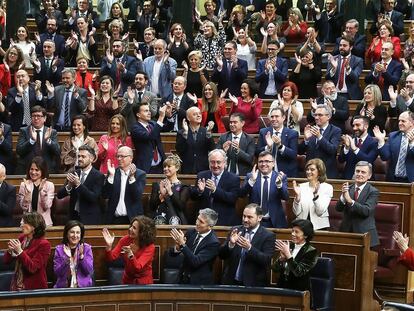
[75,57,98,97]
[4,212,51,291]
[197,82,227,133]
[103,216,156,285]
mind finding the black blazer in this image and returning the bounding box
[219,225,275,286]
[171,228,220,285]
[103,168,146,224]
[36,32,66,57]
[211,57,248,97]
[176,127,216,174]
[57,167,105,225]
[273,242,318,291]
[0,181,16,227]
[0,123,13,174]
[160,94,196,132]
[33,56,65,95]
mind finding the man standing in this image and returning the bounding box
[217,112,255,176]
[388,75,414,118]
[299,105,342,178]
[335,161,380,247]
[314,0,344,43]
[338,116,378,179]
[15,106,60,174]
[0,164,16,227]
[256,107,298,177]
[370,0,404,36]
[57,145,105,225]
[219,203,275,286]
[374,111,414,182]
[332,19,366,59]
[103,146,146,224]
[67,0,100,31]
[0,121,13,174]
[176,107,216,174]
[191,149,240,226]
[35,17,66,57]
[169,208,220,285]
[240,151,289,228]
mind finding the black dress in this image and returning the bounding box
[168,41,190,68]
[290,66,321,99]
[186,69,209,98]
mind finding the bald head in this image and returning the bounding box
[186,106,202,125]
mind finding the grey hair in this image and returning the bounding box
[315,104,332,118]
[0,163,5,175]
[346,19,359,29]
[208,149,228,168]
[154,39,167,49]
[199,208,218,226]
[355,161,372,175]
[62,68,76,78]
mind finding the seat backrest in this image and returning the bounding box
[373,157,389,181]
[382,301,414,311]
[107,257,125,286]
[328,200,342,231]
[0,251,14,291]
[52,195,70,226]
[162,250,183,284]
[310,257,335,311]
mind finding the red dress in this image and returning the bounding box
[229,97,262,134]
[106,235,155,285]
[88,98,120,131]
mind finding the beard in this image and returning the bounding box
[325,92,338,101]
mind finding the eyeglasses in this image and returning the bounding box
[31,114,45,119]
[116,154,131,159]
[258,160,273,164]
[9,52,17,56]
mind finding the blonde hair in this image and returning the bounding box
[363,84,382,107]
[163,154,182,171]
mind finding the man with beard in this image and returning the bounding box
[326,35,363,100]
[338,116,378,179]
[332,19,366,59]
[35,17,66,57]
[388,73,414,118]
[307,80,349,133]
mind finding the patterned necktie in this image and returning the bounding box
[64,90,71,127]
[192,233,201,252]
[378,62,388,90]
[22,90,31,126]
[356,138,363,148]
[395,134,408,177]
[235,230,252,281]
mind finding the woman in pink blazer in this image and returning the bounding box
[18,157,54,227]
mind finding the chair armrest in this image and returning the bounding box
[382,249,401,257]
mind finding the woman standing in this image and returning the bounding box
[280,8,307,44]
[2,46,24,88]
[290,50,321,99]
[366,21,401,65]
[183,50,209,98]
[102,216,156,284]
[4,212,51,290]
[9,26,36,69]
[235,28,257,70]
[292,159,333,230]
[197,82,227,133]
[167,23,190,68]
[54,220,94,288]
[104,2,129,34]
[18,157,54,227]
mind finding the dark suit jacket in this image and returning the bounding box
[171,228,220,285]
[315,10,344,43]
[7,86,45,131]
[378,130,414,182]
[370,9,404,36]
[365,59,402,101]
[219,225,275,286]
[307,96,349,133]
[212,57,248,97]
[67,9,100,31]
[131,121,166,173]
[15,125,60,174]
[326,54,364,100]
[191,170,240,226]
[256,126,298,178]
[217,131,255,176]
[298,123,342,178]
[333,33,366,59]
[335,183,380,247]
[103,168,146,224]
[388,95,414,118]
[176,127,216,174]
[273,242,318,291]
[0,181,16,227]
[255,57,288,98]
[33,56,64,95]
[36,32,66,57]
[35,9,64,33]
[338,135,379,179]
[240,171,289,228]
[0,123,13,174]
[57,167,105,225]
[161,94,196,132]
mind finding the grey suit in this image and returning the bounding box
[335,183,379,247]
[388,95,414,118]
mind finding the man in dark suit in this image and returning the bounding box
[169,208,220,285]
[314,0,344,43]
[212,41,248,97]
[35,0,64,33]
[255,40,288,99]
[0,164,16,227]
[103,146,146,225]
[374,111,414,182]
[388,74,414,118]
[191,149,240,226]
[326,36,363,100]
[338,116,379,179]
[47,68,87,131]
[176,106,216,174]
[0,122,13,174]
[336,161,380,247]
[217,112,255,176]
[332,19,366,59]
[161,76,197,132]
[256,107,298,177]
[35,17,66,57]
[365,42,402,101]
[100,39,141,96]
[299,105,342,178]
[66,0,100,31]
[15,106,60,174]
[240,150,289,228]
[57,145,105,225]
[7,70,44,131]
[307,80,349,133]
[131,103,167,173]
[370,0,404,36]
[121,71,159,131]
[219,203,275,286]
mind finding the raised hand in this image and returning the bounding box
[134,49,143,61]
[229,93,238,105]
[182,60,188,71]
[182,118,189,133]
[207,121,215,132]
[170,228,186,247]
[393,231,409,252]
[265,131,273,148]
[220,88,228,99]
[102,228,115,249]
[215,54,223,68]
[294,53,301,65]
[229,228,241,247]
[197,178,206,192]
[106,49,114,64]
[250,164,258,181]
[44,127,52,141]
[63,244,71,257]
[107,159,115,176]
[275,240,291,259]
[128,163,137,179]
[222,140,231,152]
[303,124,313,140]
[292,180,301,201]
[186,92,197,103]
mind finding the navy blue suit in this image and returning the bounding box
[256,126,298,177]
[171,228,220,285]
[36,32,66,58]
[378,131,414,182]
[365,59,402,101]
[326,54,364,100]
[0,123,13,174]
[240,171,289,228]
[160,94,196,132]
[212,58,248,97]
[298,124,342,178]
[370,10,404,36]
[255,57,288,97]
[0,181,16,227]
[191,170,240,226]
[103,168,146,224]
[332,34,366,59]
[307,96,349,133]
[338,135,379,179]
[131,121,166,173]
[33,56,65,95]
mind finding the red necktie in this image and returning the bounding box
[378,62,388,90]
[146,124,159,162]
[338,57,346,90]
[354,187,360,201]
[356,138,362,148]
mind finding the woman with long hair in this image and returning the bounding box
[235,28,257,70]
[6,26,36,69]
[167,23,190,68]
[1,46,24,88]
[104,2,129,34]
